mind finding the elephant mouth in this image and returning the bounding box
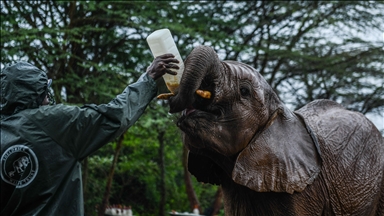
[182,106,196,116]
[176,98,238,156]
[177,103,217,121]
[176,93,221,131]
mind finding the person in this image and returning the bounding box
[0,54,179,215]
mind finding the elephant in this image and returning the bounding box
[168,45,384,215]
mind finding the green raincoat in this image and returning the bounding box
[1,62,158,215]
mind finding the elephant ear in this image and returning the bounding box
[232,107,322,194]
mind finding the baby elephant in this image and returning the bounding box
[169,45,384,215]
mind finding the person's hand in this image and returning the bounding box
[147,53,180,80]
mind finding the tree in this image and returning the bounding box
[2,1,383,215]
[98,133,126,216]
[180,1,384,116]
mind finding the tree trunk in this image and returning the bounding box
[210,187,223,216]
[98,133,125,216]
[158,130,166,216]
[183,145,201,213]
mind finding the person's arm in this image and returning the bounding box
[30,54,179,159]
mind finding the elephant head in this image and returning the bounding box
[169,45,321,194]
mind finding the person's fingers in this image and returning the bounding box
[155,54,179,64]
[162,58,179,64]
[149,57,179,79]
[158,62,179,70]
[165,69,177,75]
[164,63,180,70]
[156,53,175,59]
[157,62,166,68]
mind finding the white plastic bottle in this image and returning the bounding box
[193,204,199,215]
[146,28,184,93]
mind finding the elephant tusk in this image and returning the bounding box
[157,93,175,100]
[196,90,211,99]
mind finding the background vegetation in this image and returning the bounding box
[1,1,383,215]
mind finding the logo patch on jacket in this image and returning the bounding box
[1,145,39,188]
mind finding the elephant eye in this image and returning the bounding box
[240,87,250,97]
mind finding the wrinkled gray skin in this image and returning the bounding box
[169,46,384,215]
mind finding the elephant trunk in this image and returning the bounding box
[169,45,222,113]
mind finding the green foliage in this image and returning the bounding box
[85,102,220,215]
[2,1,383,112]
[2,1,383,215]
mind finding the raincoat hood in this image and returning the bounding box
[1,62,48,115]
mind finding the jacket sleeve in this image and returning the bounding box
[28,73,158,159]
